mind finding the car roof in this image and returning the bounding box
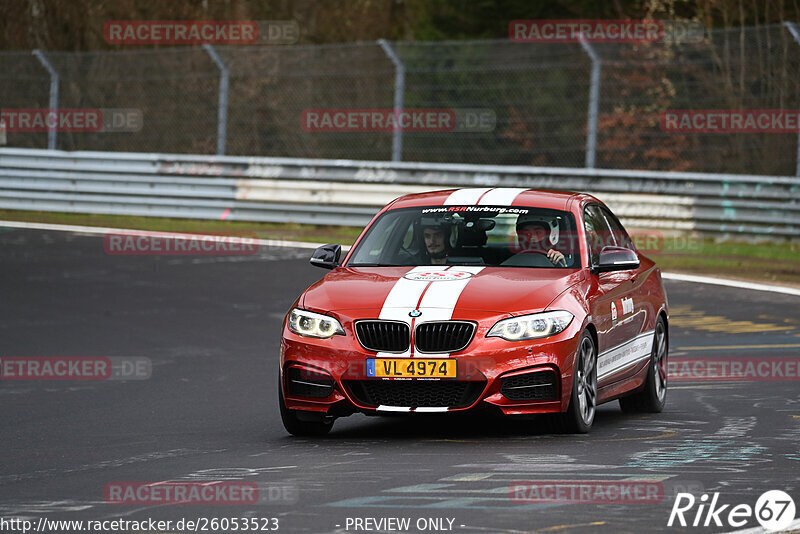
[387,188,600,211]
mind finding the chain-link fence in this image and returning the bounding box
[3,23,800,175]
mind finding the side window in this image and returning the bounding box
[600,207,634,250]
[348,214,402,264]
[583,205,613,266]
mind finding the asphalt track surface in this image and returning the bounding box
[1,228,799,534]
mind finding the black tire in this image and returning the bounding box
[619,317,668,413]
[556,331,597,434]
[278,374,333,437]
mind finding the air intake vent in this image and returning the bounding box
[415,321,475,353]
[355,320,410,352]
[286,367,334,399]
[500,370,558,401]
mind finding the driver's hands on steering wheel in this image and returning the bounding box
[547,249,566,267]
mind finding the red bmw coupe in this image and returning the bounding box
[279,188,669,435]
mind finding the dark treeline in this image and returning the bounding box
[2,0,800,50]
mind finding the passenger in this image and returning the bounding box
[515,214,567,267]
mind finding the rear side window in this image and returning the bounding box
[599,206,634,250]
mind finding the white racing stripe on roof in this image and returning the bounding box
[443,188,492,205]
[476,187,529,205]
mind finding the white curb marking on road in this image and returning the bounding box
[662,272,800,297]
[0,219,351,251]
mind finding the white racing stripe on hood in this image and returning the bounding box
[417,266,485,322]
[477,187,529,205]
[415,266,484,358]
[376,266,484,358]
[376,266,431,357]
[378,266,432,323]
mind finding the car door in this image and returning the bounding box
[584,204,641,387]
[598,205,648,338]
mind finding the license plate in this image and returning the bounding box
[366,359,456,378]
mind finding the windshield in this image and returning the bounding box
[346,206,581,268]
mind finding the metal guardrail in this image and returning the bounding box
[0,148,797,238]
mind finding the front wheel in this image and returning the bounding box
[557,331,597,433]
[619,317,668,413]
[278,374,333,437]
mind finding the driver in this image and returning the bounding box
[420,219,452,265]
[515,213,567,267]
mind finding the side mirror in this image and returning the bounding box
[310,244,341,270]
[593,246,640,274]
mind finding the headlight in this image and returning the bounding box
[487,311,573,341]
[288,308,344,339]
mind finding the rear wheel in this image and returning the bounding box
[278,374,333,437]
[557,331,597,434]
[619,317,668,413]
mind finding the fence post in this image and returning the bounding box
[783,22,800,176]
[32,49,59,150]
[579,37,601,169]
[203,44,229,156]
[377,39,405,162]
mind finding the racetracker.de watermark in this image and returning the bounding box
[498,228,700,256]
[105,482,258,505]
[0,357,151,380]
[509,20,704,44]
[103,20,298,45]
[300,108,496,133]
[668,357,800,382]
[661,109,800,133]
[509,480,663,503]
[0,108,142,132]
[104,232,260,255]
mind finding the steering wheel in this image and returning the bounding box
[394,247,419,265]
[520,247,569,267]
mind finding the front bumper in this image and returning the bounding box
[280,313,582,417]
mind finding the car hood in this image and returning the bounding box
[301,266,584,317]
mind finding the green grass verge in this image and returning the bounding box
[1,210,798,286]
[635,232,800,285]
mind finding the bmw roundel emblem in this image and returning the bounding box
[409,310,422,318]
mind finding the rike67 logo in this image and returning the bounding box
[668,490,796,531]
